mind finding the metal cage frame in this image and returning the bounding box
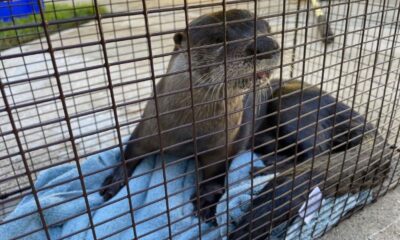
[1,0,400,239]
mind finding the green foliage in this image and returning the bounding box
[0,3,107,51]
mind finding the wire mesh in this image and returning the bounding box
[1,0,400,239]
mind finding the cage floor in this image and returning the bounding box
[1,0,400,239]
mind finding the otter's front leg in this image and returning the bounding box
[100,133,158,200]
[192,148,229,222]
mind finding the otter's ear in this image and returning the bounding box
[173,32,186,50]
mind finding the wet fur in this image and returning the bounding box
[229,79,391,239]
[100,9,281,221]
[230,137,391,240]
[252,79,375,165]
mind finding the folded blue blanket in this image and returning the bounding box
[0,148,371,240]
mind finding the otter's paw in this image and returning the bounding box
[100,173,126,201]
[192,183,224,223]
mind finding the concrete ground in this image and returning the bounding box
[1,0,400,239]
[323,187,400,240]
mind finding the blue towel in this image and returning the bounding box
[0,148,372,240]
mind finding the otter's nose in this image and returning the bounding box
[245,36,280,60]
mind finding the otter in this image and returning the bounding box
[250,79,376,165]
[230,140,391,240]
[236,79,371,167]
[229,79,391,239]
[100,9,281,221]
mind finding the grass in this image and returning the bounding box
[0,3,108,51]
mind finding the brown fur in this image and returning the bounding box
[270,135,391,197]
[100,9,281,221]
[233,133,392,240]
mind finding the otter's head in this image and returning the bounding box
[171,9,280,92]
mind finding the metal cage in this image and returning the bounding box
[1,0,400,239]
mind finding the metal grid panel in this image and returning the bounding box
[1,0,400,239]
